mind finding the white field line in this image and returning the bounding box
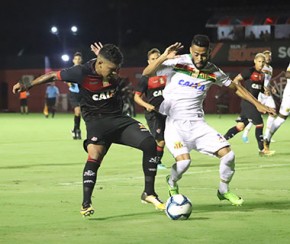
[58,163,289,186]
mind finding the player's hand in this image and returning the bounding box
[146,104,155,112]
[12,82,25,94]
[162,42,184,60]
[91,42,103,56]
[256,103,276,116]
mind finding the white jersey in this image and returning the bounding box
[279,62,290,116]
[157,54,232,120]
[262,64,273,88]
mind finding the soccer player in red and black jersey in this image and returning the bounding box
[224,53,275,156]
[12,44,165,217]
[134,48,167,170]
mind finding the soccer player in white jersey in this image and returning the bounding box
[143,35,275,206]
[242,50,277,143]
[264,63,290,150]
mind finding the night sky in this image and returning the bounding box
[1,0,289,66]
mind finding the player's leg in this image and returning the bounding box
[145,112,167,169]
[265,96,290,149]
[241,121,253,143]
[216,147,243,206]
[118,121,165,210]
[224,118,247,140]
[164,118,192,196]
[263,95,276,142]
[73,105,82,139]
[51,98,56,118]
[70,92,82,139]
[193,120,243,206]
[80,119,111,217]
[81,142,107,217]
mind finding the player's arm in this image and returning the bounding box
[229,74,276,116]
[286,70,290,78]
[12,72,58,94]
[134,92,155,112]
[142,42,183,76]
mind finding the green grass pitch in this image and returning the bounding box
[0,113,289,243]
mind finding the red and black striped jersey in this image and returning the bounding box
[57,59,123,120]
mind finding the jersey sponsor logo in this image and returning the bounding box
[153,90,163,97]
[92,89,116,101]
[198,71,216,82]
[178,79,206,91]
[174,141,183,149]
[251,83,262,90]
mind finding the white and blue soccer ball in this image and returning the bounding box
[165,194,192,220]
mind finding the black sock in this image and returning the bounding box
[139,137,157,195]
[82,158,101,207]
[74,115,81,131]
[224,126,241,140]
[255,126,264,151]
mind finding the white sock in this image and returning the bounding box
[169,159,191,187]
[242,122,253,137]
[264,115,275,139]
[219,151,235,194]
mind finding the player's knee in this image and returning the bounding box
[221,150,235,167]
[236,123,245,131]
[139,136,157,154]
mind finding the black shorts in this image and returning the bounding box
[46,98,56,107]
[145,111,166,141]
[238,100,263,125]
[68,91,81,109]
[83,114,153,153]
[20,99,27,106]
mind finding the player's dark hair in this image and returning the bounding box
[74,52,82,58]
[191,34,210,48]
[99,44,124,66]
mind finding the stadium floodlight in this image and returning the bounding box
[51,26,58,35]
[71,25,78,33]
[61,54,70,62]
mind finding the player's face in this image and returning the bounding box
[148,52,160,64]
[264,53,272,64]
[254,56,266,71]
[96,57,119,80]
[190,45,210,70]
[73,55,82,65]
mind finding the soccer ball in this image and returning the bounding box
[165,194,192,220]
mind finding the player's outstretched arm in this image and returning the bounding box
[12,72,58,94]
[229,74,276,116]
[142,42,183,76]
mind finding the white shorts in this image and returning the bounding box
[258,93,276,108]
[164,117,230,158]
[279,80,290,116]
[279,94,290,116]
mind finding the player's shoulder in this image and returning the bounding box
[204,62,224,73]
